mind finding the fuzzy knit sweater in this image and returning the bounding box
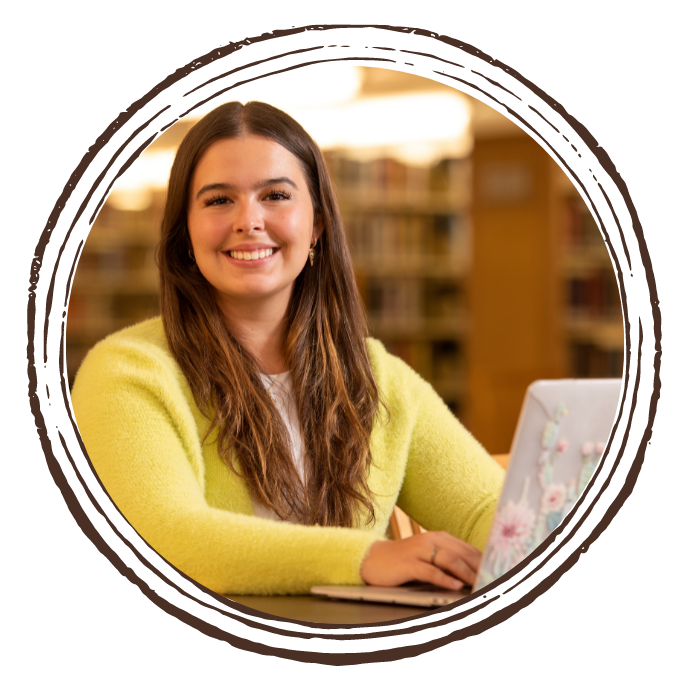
[71,317,505,595]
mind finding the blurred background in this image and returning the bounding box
[66,65,623,454]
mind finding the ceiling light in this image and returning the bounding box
[293,91,470,148]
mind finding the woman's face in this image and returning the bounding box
[187,135,322,314]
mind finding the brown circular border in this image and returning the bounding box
[28,26,661,665]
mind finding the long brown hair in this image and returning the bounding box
[158,101,383,527]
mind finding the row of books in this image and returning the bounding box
[383,339,464,389]
[567,272,621,319]
[67,294,109,332]
[563,195,602,248]
[570,342,624,378]
[344,213,469,259]
[68,293,159,334]
[365,279,464,322]
[76,245,156,275]
[325,155,470,195]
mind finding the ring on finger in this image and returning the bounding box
[429,545,440,565]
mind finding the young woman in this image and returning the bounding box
[71,101,504,596]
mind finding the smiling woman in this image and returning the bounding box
[69,101,505,596]
[187,135,323,356]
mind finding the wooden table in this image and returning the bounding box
[227,595,430,624]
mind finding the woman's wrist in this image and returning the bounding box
[359,539,387,584]
[359,539,393,585]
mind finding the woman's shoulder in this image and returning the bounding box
[83,316,168,359]
[365,337,435,402]
[98,316,168,352]
[72,317,181,395]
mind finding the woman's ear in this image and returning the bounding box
[313,213,325,241]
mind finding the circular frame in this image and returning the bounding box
[27,24,661,664]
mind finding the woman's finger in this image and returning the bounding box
[422,532,482,572]
[412,532,482,572]
[413,561,465,591]
[429,547,478,586]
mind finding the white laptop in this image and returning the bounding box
[311,378,622,608]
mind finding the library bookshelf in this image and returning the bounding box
[560,180,624,378]
[325,154,471,420]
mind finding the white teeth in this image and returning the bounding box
[230,248,274,260]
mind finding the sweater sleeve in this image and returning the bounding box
[71,334,382,596]
[395,384,505,552]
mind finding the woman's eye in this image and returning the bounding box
[204,194,230,207]
[265,189,292,201]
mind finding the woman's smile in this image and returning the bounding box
[225,244,280,263]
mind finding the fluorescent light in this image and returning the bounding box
[291,92,471,150]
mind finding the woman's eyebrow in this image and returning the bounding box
[195,177,298,199]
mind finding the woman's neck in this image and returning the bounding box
[216,293,290,375]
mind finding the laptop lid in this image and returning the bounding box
[473,378,621,591]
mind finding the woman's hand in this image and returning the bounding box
[360,532,481,590]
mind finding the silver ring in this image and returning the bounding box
[429,546,440,565]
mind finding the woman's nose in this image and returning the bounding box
[232,198,264,234]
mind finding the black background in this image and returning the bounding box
[26,20,677,668]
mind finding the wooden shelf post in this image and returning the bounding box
[469,134,568,453]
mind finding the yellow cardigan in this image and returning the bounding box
[71,318,504,595]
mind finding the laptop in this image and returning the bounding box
[311,378,622,608]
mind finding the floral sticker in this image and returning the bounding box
[484,498,537,579]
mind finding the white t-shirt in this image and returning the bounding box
[253,371,304,522]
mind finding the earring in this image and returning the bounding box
[309,239,317,267]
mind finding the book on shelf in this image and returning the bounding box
[346,213,468,261]
[365,278,465,327]
[563,194,602,249]
[567,270,621,320]
[325,155,470,198]
[570,341,624,378]
[382,339,465,413]
[74,249,157,290]
[325,155,411,194]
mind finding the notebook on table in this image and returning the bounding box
[311,378,622,608]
